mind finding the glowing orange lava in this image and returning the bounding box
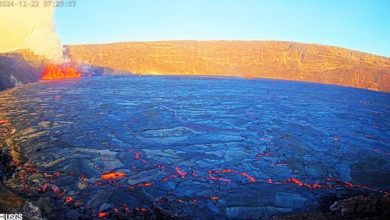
[41,64,81,80]
[208,169,257,183]
[98,212,109,218]
[289,178,322,189]
[100,172,126,181]
[240,172,257,183]
[290,177,304,186]
[65,196,73,203]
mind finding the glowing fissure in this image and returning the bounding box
[128,181,153,189]
[208,169,257,183]
[134,151,148,164]
[326,178,388,193]
[41,63,81,80]
[161,174,178,182]
[289,177,320,189]
[100,172,126,181]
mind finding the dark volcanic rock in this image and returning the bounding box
[273,195,390,219]
[0,51,43,91]
[330,195,390,218]
[330,196,376,217]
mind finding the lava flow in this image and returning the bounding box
[100,172,126,181]
[41,63,81,80]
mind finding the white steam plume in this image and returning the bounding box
[0,0,63,62]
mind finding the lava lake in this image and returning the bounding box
[0,76,389,219]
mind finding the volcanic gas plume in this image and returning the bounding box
[0,0,64,62]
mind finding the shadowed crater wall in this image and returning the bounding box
[0,50,44,91]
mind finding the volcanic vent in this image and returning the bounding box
[41,63,81,80]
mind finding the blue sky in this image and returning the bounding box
[55,0,390,57]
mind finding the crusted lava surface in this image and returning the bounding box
[0,76,389,219]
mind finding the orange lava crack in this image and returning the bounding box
[208,169,257,183]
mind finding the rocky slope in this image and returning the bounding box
[68,41,390,92]
[0,51,44,91]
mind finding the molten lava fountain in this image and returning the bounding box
[41,63,81,80]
